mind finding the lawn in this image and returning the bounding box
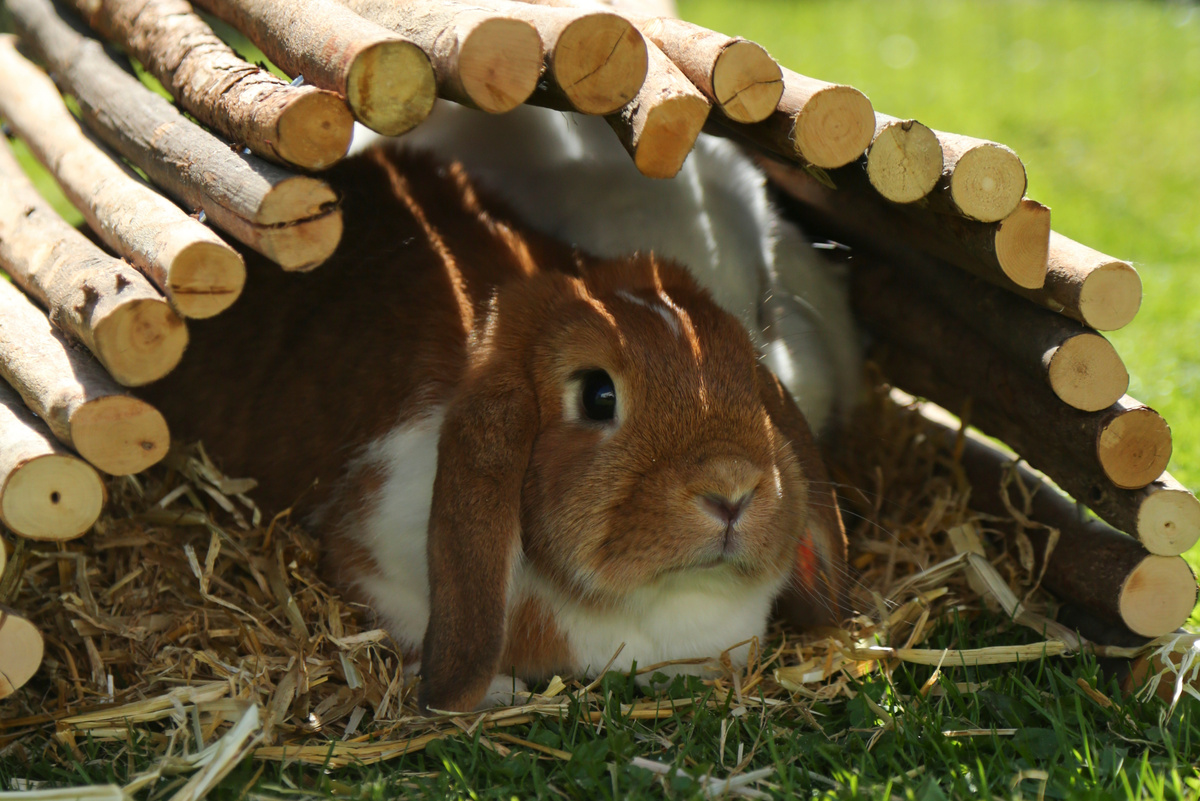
[2,1,1200,799]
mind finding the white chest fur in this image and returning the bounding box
[347,409,782,678]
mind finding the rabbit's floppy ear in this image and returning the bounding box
[418,354,537,713]
[756,364,849,629]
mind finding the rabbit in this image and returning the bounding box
[141,145,848,713]
[353,102,863,437]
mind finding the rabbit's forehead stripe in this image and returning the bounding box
[613,289,682,338]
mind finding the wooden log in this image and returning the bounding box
[874,251,1128,413]
[633,17,781,123]
[341,0,542,114]
[0,36,245,320]
[760,155,1049,290]
[0,274,171,476]
[0,140,189,387]
[0,608,44,700]
[64,0,354,170]
[9,0,343,272]
[726,68,875,169]
[189,0,436,136]
[909,397,1196,637]
[605,39,711,179]
[490,0,646,115]
[0,381,105,541]
[866,114,943,204]
[851,259,1172,492]
[1011,232,1143,332]
[925,131,1027,223]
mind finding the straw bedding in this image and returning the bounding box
[0,376,1194,792]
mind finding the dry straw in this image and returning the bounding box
[0,378,1194,797]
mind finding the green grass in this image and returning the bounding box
[3,1,1200,798]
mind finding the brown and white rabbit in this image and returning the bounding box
[142,146,848,713]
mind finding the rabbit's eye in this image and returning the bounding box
[580,370,616,421]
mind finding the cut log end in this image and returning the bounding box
[458,18,543,114]
[632,94,710,179]
[553,13,647,116]
[258,175,340,226]
[791,84,874,169]
[994,198,1050,289]
[711,40,782,124]
[346,39,437,136]
[949,143,1027,223]
[94,298,189,387]
[167,240,247,320]
[274,89,356,170]
[1,453,105,540]
[1046,333,1129,413]
[1098,407,1172,490]
[1118,556,1197,637]
[1079,261,1143,332]
[866,118,943,204]
[70,395,170,476]
[0,610,44,700]
[256,208,344,271]
[1140,484,1200,556]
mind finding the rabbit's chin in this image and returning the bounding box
[336,406,789,685]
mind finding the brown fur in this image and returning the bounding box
[142,146,847,713]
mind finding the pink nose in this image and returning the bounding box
[701,492,752,526]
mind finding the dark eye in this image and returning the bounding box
[580,370,617,422]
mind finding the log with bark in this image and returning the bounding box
[342,0,543,114]
[909,398,1196,637]
[0,607,44,700]
[720,67,875,170]
[761,155,1050,290]
[851,256,1172,496]
[9,0,343,272]
[866,114,943,204]
[632,17,781,123]
[872,248,1129,413]
[0,36,246,320]
[488,0,648,115]
[924,131,1027,223]
[0,140,189,387]
[0,276,171,477]
[64,0,354,170]
[605,39,711,178]
[1011,232,1143,332]
[0,382,106,542]
[189,0,437,135]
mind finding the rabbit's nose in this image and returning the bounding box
[700,490,754,526]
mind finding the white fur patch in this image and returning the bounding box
[350,409,444,651]
[514,566,784,681]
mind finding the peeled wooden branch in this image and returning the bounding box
[911,398,1196,637]
[760,156,1049,290]
[0,382,105,541]
[866,114,943,204]
[342,0,542,114]
[0,141,188,387]
[64,0,354,170]
[729,68,875,169]
[190,0,436,135]
[0,274,171,476]
[877,252,1128,413]
[852,260,1172,493]
[924,131,1027,223]
[605,39,711,179]
[9,0,342,271]
[1011,232,1143,332]
[634,17,781,123]
[0,607,44,700]
[0,36,245,319]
